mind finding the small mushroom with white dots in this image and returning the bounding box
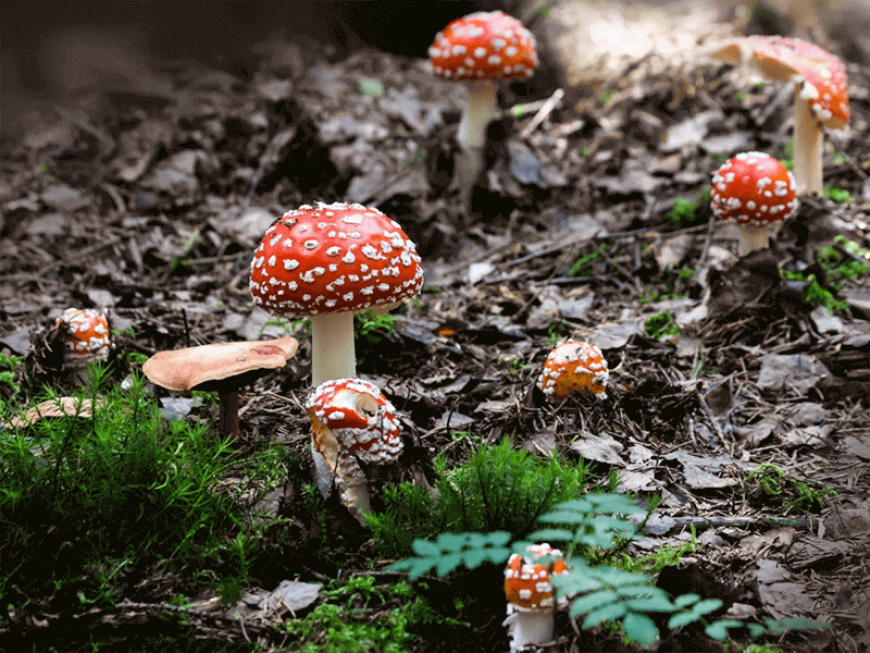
[710,151,798,256]
[56,308,112,367]
[537,340,609,401]
[428,11,538,202]
[504,543,569,652]
[306,377,403,522]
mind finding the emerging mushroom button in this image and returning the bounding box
[250,202,424,317]
[538,340,609,400]
[428,11,538,81]
[711,152,798,228]
[56,308,111,362]
[306,377,403,521]
[306,378,403,465]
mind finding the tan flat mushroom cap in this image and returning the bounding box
[143,337,298,391]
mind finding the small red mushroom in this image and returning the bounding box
[711,151,798,255]
[56,308,111,366]
[713,36,850,196]
[504,543,569,651]
[429,11,538,201]
[306,378,403,521]
[537,340,609,401]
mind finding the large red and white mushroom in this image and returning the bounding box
[250,202,424,386]
[712,36,850,196]
[429,11,538,200]
[537,340,609,401]
[56,308,111,367]
[306,377,403,521]
[504,543,569,652]
[711,151,799,255]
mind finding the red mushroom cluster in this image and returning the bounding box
[711,151,798,255]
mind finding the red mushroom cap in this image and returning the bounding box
[716,36,849,129]
[56,308,111,362]
[306,378,403,464]
[504,543,569,611]
[538,340,609,400]
[711,152,799,227]
[250,202,424,318]
[429,11,538,81]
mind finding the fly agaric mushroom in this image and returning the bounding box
[429,11,538,201]
[712,36,850,196]
[537,340,609,400]
[504,543,569,652]
[142,337,298,439]
[250,202,424,386]
[306,378,402,522]
[711,151,799,256]
[56,308,111,367]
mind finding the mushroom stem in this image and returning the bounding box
[793,90,824,196]
[504,609,555,652]
[310,311,356,503]
[738,225,771,256]
[311,311,356,386]
[455,80,498,202]
[217,389,240,439]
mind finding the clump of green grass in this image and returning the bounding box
[780,235,870,314]
[743,464,837,514]
[823,186,851,203]
[368,438,590,557]
[355,309,399,345]
[569,241,614,277]
[0,364,290,613]
[666,189,711,226]
[639,267,694,304]
[644,311,680,339]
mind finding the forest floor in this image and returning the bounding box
[1,12,869,653]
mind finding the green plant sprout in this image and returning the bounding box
[639,267,693,304]
[823,186,851,203]
[570,241,614,276]
[644,312,680,339]
[743,464,837,514]
[782,236,869,314]
[0,352,23,394]
[778,140,794,171]
[666,189,711,226]
[355,309,399,345]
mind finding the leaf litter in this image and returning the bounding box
[1,3,870,651]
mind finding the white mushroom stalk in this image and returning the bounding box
[310,311,356,385]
